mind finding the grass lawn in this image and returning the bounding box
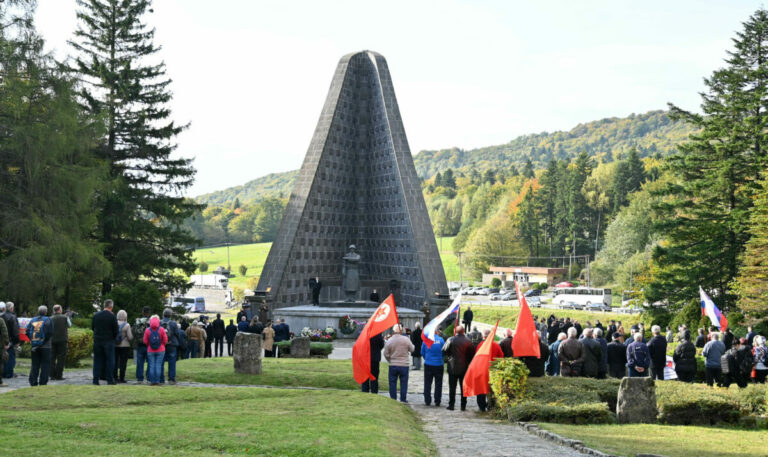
[193,242,272,288]
[0,385,433,457]
[539,423,767,457]
[128,357,389,390]
[193,239,463,287]
[470,305,644,331]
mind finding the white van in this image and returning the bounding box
[173,296,206,313]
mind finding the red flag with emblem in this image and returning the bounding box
[463,320,500,397]
[352,294,399,384]
[511,281,541,358]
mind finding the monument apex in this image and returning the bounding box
[257,51,448,311]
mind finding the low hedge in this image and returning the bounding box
[656,382,743,425]
[274,341,333,357]
[18,328,93,368]
[505,401,615,424]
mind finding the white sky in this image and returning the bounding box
[35,0,762,196]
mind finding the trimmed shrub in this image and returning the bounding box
[65,329,93,368]
[489,358,529,411]
[274,340,332,357]
[491,277,502,288]
[71,317,91,328]
[656,382,742,425]
[505,401,615,424]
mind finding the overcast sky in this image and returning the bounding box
[35,0,762,196]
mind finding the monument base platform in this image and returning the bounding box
[276,305,424,339]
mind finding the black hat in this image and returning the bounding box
[612,332,621,338]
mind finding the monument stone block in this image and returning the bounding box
[233,332,263,375]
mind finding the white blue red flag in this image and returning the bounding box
[700,286,728,330]
[422,293,461,348]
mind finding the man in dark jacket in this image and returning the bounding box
[580,329,603,378]
[203,317,213,358]
[607,333,627,378]
[274,319,291,342]
[27,305,54,386]
[722,328,735,350]
[225,319,237,356]
[522,336,550,377]
[410,323,423,370]
[695,328,707,348]
[722,339,750,388]
[362,333,385,393]
[626,333,651,377]
[673,330,697,382]
[212,313,226,357]
[51,305,70,381]
[499,328,514,357]
[647,325,668,380]
[595,328,609,379]
[91,300,118,385]
[442,325,475,411]
[1,302,19,379]
[558,327,585,376]
[462,306,473,331]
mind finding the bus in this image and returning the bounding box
[553,287,612,306]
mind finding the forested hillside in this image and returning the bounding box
[413,110,692,178]
[197,170,298,206]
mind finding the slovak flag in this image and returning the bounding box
[700,286,728,331]
[421,293,461,348]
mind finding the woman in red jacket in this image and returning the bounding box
[143,316,168,386]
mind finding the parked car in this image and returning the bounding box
[527,296,542,307]
[478,288,490,295]
[585,302,612,312]
[560,301,583,310]
[489,293,504,301]
[500,292,515,300]
[488,288,500,294]
[524,289,541,297]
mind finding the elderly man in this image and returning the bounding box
[383,324,414,403]
[594,328,609,379]
[1,302,19,379]
[51,305,71,381]
[27,305,54,386]
[499,328,514,358]
[91,299,118,385]
[702,332,726,387]
[581,328,603,378]
[546,333,566,376]
[647,325,668,380]
[558,327,585,377]
[442,325,475,411]
[626,333,651,377]
[607,332,627,378]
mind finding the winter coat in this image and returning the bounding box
[383,334,414,367]
[443,334,475,377]
[546,340,561,376]
[702,340,726,368]
[626,340,651,370]
[558,337,585,375]
[225,323,238,343]
[116,321,133,348]
[91,309,118,344]
[695,334,707,348]
[581,337,603,378]
[522,341,550,377]
[500,336,514,357]
[596,337,609,373]
[607,340,627,370]
[370,333,384,364]
[143,317,168,353]
[647,335,668,368]
[421,335,445,366]
[410,328,423,357]
[262,326,275,351]
[673,340,698,374]
[212,318,226,338]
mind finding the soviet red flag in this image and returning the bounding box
[463,320,500,397]
[511,281,541,358]
[352,294,399,384]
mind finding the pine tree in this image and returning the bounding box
[522,158,535,178]
[650,9,768,308]
[69,0,202,296]
[732,171,768,319]
[443,168,456,189]
[0,2,108,310]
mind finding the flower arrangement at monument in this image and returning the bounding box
[300,327,336,341]
[339,315,358,335]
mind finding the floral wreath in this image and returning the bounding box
[339,315,358,334]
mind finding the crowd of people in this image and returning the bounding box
[360,312,768,412]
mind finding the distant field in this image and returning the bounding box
[470,305,644,331]
[193,237,463,287]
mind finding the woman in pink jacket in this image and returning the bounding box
[143,315,168,386]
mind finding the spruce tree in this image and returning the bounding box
[69,0,201,296]
[650,9,768,308]
[0,2,107,310]
[733,172,768,319]
[522,158,535,178]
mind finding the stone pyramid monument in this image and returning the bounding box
[257,51,448,310]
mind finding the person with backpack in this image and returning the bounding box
[132,307,151,384]
[212,313,225,357]
[673,330,698,383]
[626,332,651,377]
[92,299,119,385]
[27,305,53,386]
[160,308,180,384]
[225,319,237,356]
[114,310,133,383]
[143,315,168,386]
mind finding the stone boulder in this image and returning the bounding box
[617,377,657,424]
[291,336,311,358]
[233,332,263,374]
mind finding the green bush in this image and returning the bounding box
[491,277,502,288]
[656,382,742,425]
[505,401,615,424]
[489,358,529,411]
[18,328,93,368]
[71,317,91,328]
[274,340,332,357]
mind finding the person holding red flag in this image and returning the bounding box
[476,328,503,411]
[462,320,499,411]
[352,295,399,386]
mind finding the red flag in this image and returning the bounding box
[352,294,399,384]
[511,282,541,358]
[463,320,500,397]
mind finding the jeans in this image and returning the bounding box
[135,345,148,382]
[361,362,380,394]
[388,365,409,402]
[214,337,224,357]
[3,343,16,378]
[51,341,67,379]
[447,373,466,409]
[188,341,200,359]
[93,341,115,385]
[29,347,51,386]
[162,345,177,382]
[705,367,722,386]
[628,366,648,377]
[147,351,164,384]
[423,364,443,405]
